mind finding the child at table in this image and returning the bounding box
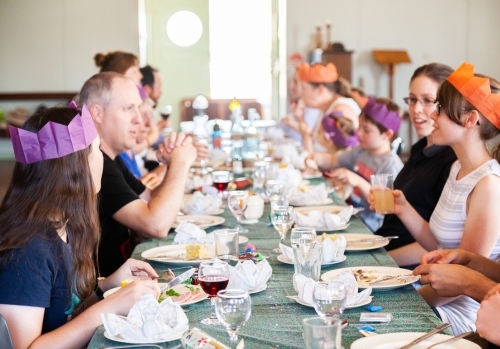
[305,97,404,231]
[0,106,160,349]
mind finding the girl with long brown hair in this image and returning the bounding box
[0,106,160,349]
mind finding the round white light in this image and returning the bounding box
[166,11,203,47]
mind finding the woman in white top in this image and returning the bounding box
[296,63,361,153]
[378,63,500,335]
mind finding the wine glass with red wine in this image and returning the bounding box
[198,260,230,325]
[212,171,231,198]
[160,105,172,121]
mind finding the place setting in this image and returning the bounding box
[293,204,356,232]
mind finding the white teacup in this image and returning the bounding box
[243,195,264,222]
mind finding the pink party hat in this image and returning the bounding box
[9,102,98,164]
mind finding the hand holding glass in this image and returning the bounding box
[370,174,394,214]
[215,289,252,347]
[271,205,294,253]
[198,260,230,325]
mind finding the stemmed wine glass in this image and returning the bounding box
[265,180,285,208]
[198,260,230,325]
[227,190,249,234]
[312,281,347,325]
[271,205,294,253]
[290,227,317,250]
[215,289,252,347]
[213,171,231,199]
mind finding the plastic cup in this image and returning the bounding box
[370,174,394,214]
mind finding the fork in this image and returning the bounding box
[369,274,419,285]
[423,331,473,349]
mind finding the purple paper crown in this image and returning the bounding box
[9,101,98,164]
[137,84,148,99]
[362,97,402,132]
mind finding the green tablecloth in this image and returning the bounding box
[88,182,444,349]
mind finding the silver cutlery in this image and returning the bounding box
[346,236,398,245]
[160,268,196,292]
[424,331,472,349]
[397,323,451,349]
[369,274,420,285]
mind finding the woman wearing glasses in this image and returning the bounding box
[376,63,457,267]
[373,63,500,335]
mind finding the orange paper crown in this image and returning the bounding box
[297,63,338,83]
[447,62,500,129]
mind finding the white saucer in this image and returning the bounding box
[277,254,346,266]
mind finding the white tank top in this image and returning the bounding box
[430,159,500,335]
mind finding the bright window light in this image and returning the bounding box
[166,11,203,47]
[209,0,272,100]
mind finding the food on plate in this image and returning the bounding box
[158,285,204,304]
[185,243,208,260]
[298,185,309,193]
[322,233,339,242]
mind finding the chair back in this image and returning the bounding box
[0,314,14,349]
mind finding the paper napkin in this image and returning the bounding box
[181,191,222,215]
[293,205,353,230]
[288,183,329,206]
[226,259,272,291]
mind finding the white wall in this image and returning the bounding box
[0,0,139,111]
[287,0,500,109]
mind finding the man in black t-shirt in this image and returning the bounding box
[80,72,197,276]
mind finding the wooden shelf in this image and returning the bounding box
[0,92,77,101]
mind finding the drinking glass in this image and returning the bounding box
[227,190,249,234]
[265,179,284,208]
[303,317,342,349]
[252,161,268,196]
[370,174,394,214]
[291,227,317,249]
[213,171,231,198]
[215,289,252,347]
[198,260,230,325]
[312,282,347,325]
[293,244,322,281]
[271,205,294,253]
[160,105,172,121]
[195,136,210,174]
[214,229,239,262]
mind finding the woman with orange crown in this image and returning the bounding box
[374,63,500,335]
[296,62,361,153]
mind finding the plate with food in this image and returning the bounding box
[277,254,346,266]
[287,295,373,309]
[321,266,419,291]
[173,215,225,229]
[141,244,215,265]
[340,233,391,251]
[350,332,480,349]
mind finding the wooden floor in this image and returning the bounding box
[0,161,15,201]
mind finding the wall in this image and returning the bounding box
[144,0,210,129]
[287,0,500,109]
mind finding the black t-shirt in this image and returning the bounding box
[0,230,72,333]
[376,137,457,250]
[98,152,146,276]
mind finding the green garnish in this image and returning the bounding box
[165,289,180,297]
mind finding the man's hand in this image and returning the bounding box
[156,132,192,164]
[194,141,211,160]
[476,293,500,345]
[140,172,161,190]
[419,249,473,266]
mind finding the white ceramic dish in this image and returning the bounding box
[141,245,214,265]
[173,215,225,229]
[350,332,480,349]
[287,295,373,309]
[104,327,185,344]
[340,234,390,251]
[302,171,322,179]
[290,198,334,207]
[321,266,419,291]
[277,254,346,266]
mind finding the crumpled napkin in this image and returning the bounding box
[293,272,372,306]
[101,295,189,342]
[272,143,309,170]
[181,191,222,215]
[288,183,329,206]
[293,205,353,230]
[279,235,346,264]
[267,164,303,189]
[173,223,224,248]
[185,174,213,194]
[226,259,272,291]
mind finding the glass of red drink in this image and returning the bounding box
[198,260,230,325]
[212,171,231,198]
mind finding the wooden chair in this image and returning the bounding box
[0,314,14,349]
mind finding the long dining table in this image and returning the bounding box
[88,178,446,349]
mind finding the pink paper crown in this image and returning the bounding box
[362,97,402,132]
[9,101,98,164]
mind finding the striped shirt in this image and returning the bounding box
[430,159,500,335]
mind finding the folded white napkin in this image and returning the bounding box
[185,174,213,194]
[173,223,214,246]
[288,183,329,206]
[101,295,189,342]
[279,235,346,264]
[293,206,353,230]
[293,272,372,306]
[181,191,222,215]
[226,259,272,291]
[267,164,303,189]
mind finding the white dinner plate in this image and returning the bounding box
[141,245,214,265]
[350,332,480,349]
[299,179,310,186]
[295,205,349,215]
[287,295,373,309]
[181,208,225,215]
[248,284,267,294]
[321,266,419,291]
[173,215,225,229]
[341,234,390,251]
[277,254,346,266]
[302,170,323,179]
[290,198,334,207]
[104,326,185,344]
[302,185,336,194]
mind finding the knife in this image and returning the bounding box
[398,323,451,349]
[160,268,196,292]
[346,236,398,245]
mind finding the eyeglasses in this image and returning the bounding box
[436,103,480,125]
[403,96,436,107]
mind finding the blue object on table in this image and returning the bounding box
[365,305,383,312]
[355,325,376,332]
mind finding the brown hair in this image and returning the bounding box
[309,76,354,99]
[361,97,402,135]
[437,75,500,161]
[410,63,453,86]
[80,72,123,108]
[0,107,100,317]
[94,51,138,74]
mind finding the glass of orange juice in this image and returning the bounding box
[370,174,394,214]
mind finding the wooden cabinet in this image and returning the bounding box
[321,50,353,83]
